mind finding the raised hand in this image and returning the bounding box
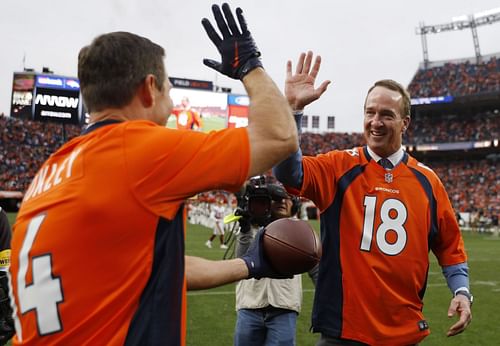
[201,3,263,80]
[285,51,331,111]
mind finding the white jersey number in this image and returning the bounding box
[361,196,408,255]
[16,213,63,336]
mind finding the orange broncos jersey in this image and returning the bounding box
[9,120,249,345]
[295,146,466,345]
[172,108,203,130]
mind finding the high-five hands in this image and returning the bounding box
[202,3,263,80]
[286,51,331,111]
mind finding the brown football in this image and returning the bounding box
[262,218,322,276]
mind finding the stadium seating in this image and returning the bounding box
[408,56,500,98]
[1,106,498,230]
[0,115,81,192]
[405,110,499,144]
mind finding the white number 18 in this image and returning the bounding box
[361,196,408,256]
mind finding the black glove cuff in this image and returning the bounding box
[241,256,258,279]
[238,57,263,80]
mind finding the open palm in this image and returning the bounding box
[285,51,331,111]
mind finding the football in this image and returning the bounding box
[262,218,322,276]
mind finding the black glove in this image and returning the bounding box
[201,3,263,80]
[240,228,291,279]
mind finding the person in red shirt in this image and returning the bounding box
[9,4,298,345]
[172,96,203,131]
[274,52,472,345]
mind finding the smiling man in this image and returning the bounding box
[274,52,472,346]
[9,4,298,345]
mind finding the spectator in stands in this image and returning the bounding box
[431,159,499,223]
[405,110,500,144]
[9,4,297,345]
[2,114,497,224]
[274,51,472,345]
[0,114,81,192]
[408,56,500,98]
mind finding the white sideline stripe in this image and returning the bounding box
[188,288,316,297]
[187,281,498,297]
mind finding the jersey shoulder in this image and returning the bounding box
[321,146,367,168]
[405,155,441,182]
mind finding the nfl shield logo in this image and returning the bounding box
[384,172,393,183]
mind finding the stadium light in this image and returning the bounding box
[415,7,500,67]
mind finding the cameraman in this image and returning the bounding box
[233,181,303,346]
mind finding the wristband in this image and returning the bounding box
[455,289,473,306]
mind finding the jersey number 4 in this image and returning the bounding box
[361,196,408,256]
[15,213,63,336]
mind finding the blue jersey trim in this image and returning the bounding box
[125,206,185,345]
[312,164,365,337]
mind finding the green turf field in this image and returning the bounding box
[166,116,226,132]
[6,213,500,345]
[185,221,500,345]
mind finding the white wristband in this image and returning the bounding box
[454,286,470,296]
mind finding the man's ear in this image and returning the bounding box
[403,115,411,132]
[138,74,157,108]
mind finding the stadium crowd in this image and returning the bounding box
[300,132,365,155]
[0,114,81,192]
[1,115,498,229]
[405,110,500,144]
[432,159,499,224]
[408,56,500,98]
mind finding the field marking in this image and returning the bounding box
[188,288,316,297]
[473,280,498,286]
[188,281,498,297]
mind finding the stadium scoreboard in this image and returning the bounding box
[10,71,84,125]
[10,72,249,128]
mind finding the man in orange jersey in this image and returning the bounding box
[274,52,472,345]
[172,96,204,130]
[9,4,297,345]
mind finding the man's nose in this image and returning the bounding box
[370,114,384,126]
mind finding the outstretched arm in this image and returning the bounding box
[185,256,248,290]
[202,3,298,178]
[285,51,330,111]
[186,226,292,290]
[274,51,330,189]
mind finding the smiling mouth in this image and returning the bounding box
[370,131,386,137]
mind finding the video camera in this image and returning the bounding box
[235,175,291,230]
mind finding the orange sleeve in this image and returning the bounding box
[300,151,340,212]
[123,121,249,219]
